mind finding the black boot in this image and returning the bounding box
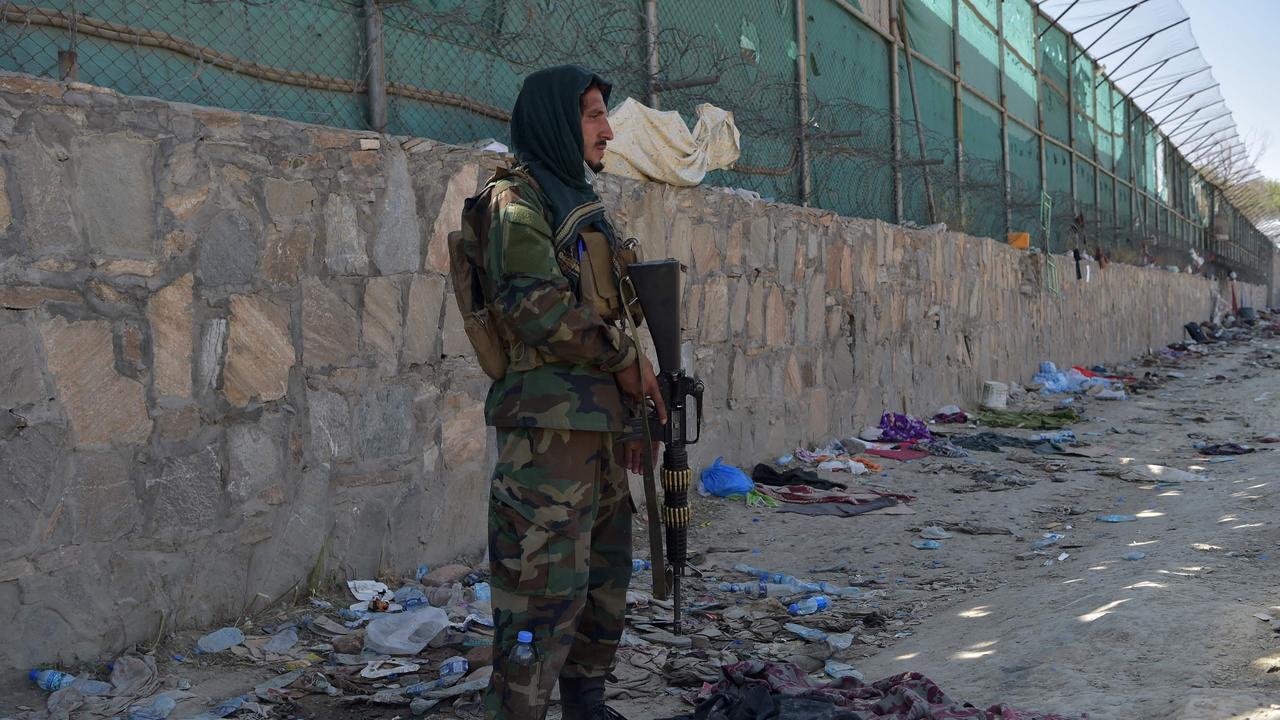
[558,676,628,720]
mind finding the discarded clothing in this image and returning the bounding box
[754,484,913,506]
[952,471,1035,493]
[932,411,969,424]
[774,496,898,517]
[877,412,934,442]
[1201,443,1255,455]
[865,446,930,462]
[950,433,1043,453]
[975,408,1079,430]
[662,660,1084,720]
[602,98,740,186]
[752,464,846,491]
[919,440,969,458]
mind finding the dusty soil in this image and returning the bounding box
[6,329,1280,720]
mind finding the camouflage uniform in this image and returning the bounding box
[478,168,636,720]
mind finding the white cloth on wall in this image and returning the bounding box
[602,98,740,187]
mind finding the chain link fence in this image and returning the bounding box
[0,0,1272,286]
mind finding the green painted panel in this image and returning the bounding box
[1008,122,1040,237]
[900,58,957,226]
[1002,0,1035,62]
[1004,51,1036,125]
[961,89,1003,238]
[1041,81,1069,144]
[1037,22,1068,89]
[903,0,953,69]
[957,2,998,100]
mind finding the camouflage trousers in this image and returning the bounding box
[483,427,633,720]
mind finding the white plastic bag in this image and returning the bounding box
[364,606,449,655]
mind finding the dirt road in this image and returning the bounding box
[619,331,1280,720]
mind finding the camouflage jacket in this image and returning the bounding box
[480,168,637,431]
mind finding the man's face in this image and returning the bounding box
[580,86,612,173]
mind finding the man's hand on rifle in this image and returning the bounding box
[615,356,667,474]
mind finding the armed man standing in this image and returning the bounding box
[452,65,667,720]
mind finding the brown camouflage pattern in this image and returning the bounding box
[484,427,633,720]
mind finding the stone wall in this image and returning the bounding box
[0,72,1255,671]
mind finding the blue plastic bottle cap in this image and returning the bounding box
[28,669,38,682]
[517,630,533,643]
[817,597,829,610]
[787,603,799,613]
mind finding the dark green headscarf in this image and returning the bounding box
[510,65,613,247]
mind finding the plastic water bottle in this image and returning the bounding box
[406,656,469,696]
[511,630,536,665]
[732,564,820,591]
[788,596,830,616]
[473,582,491,602]
[196,627,244,654]
[718,581,796,598]
[817,581,862,597]
[29,669,112,695]
[783,622,828,642]
[128,693,176,720]
[632,559,651,573]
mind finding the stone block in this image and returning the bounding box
[806,280,825,345]
[371,148,422,274]
[0,166,12,233]
[777,221,797,286]
[37,316,151,445]
[728,276,748,338]
[746,279,765,344]
[148,273,194,398]
[224,294,293,407]
[13,135,81,255]
[145,445,223,537]
[690,223,719,276]
[76,134,157,256]
[228,415,284,503]
[402,273,445,367]
[303,277,359,369]
[746,216,770,270]
[765,285,786,347]
[196,318,227,393]
[358,138,381,151]
[363,275,403,370]
[0,316,46,406]
[0,423,68,547]
[307,387,352,462]
[700,275,729,344]
[323,194,368,275]
[197,209,260,286]
[68,448,139,543]
[164,185,210,223]
[154,404,201,442]
[426,163,477,274]
[440,298,470,357]
[263,178,317,219]
[261,223,311,285]
[355,383,413,460]
[0,285,82,310]
[441,393,485,471]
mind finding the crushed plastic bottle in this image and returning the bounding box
[783,623,828,642]
[718,581,798,598]
[787,596,830,616]
[817,581,861,597]
[1097,514,1138,523]
[365,606,450,655]
[128,693,176,720]
[473,582,491,602]
[405,656,469,696]
[1031,532,1064,550]
[196,627,244,654]
[28,669,112,695]
[263,626,298,654]
[731,564,821,591]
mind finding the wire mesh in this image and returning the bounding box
[0,0,1271,285]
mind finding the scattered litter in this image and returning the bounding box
[918,526,953,540]
[196,627,244,654]
[1123,551,1147,561]
[1096,515,1138,523]
[911,540,941,550]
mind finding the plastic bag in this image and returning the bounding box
[699,457,753,497]
[365,606,449,655]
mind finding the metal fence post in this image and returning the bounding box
[645,0,660,109]
[795,0,811,206]
[889,0,903,223]
[365,0,387,133]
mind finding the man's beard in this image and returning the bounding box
[587,159,605,173]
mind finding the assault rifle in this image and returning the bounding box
[621,259,704,635]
